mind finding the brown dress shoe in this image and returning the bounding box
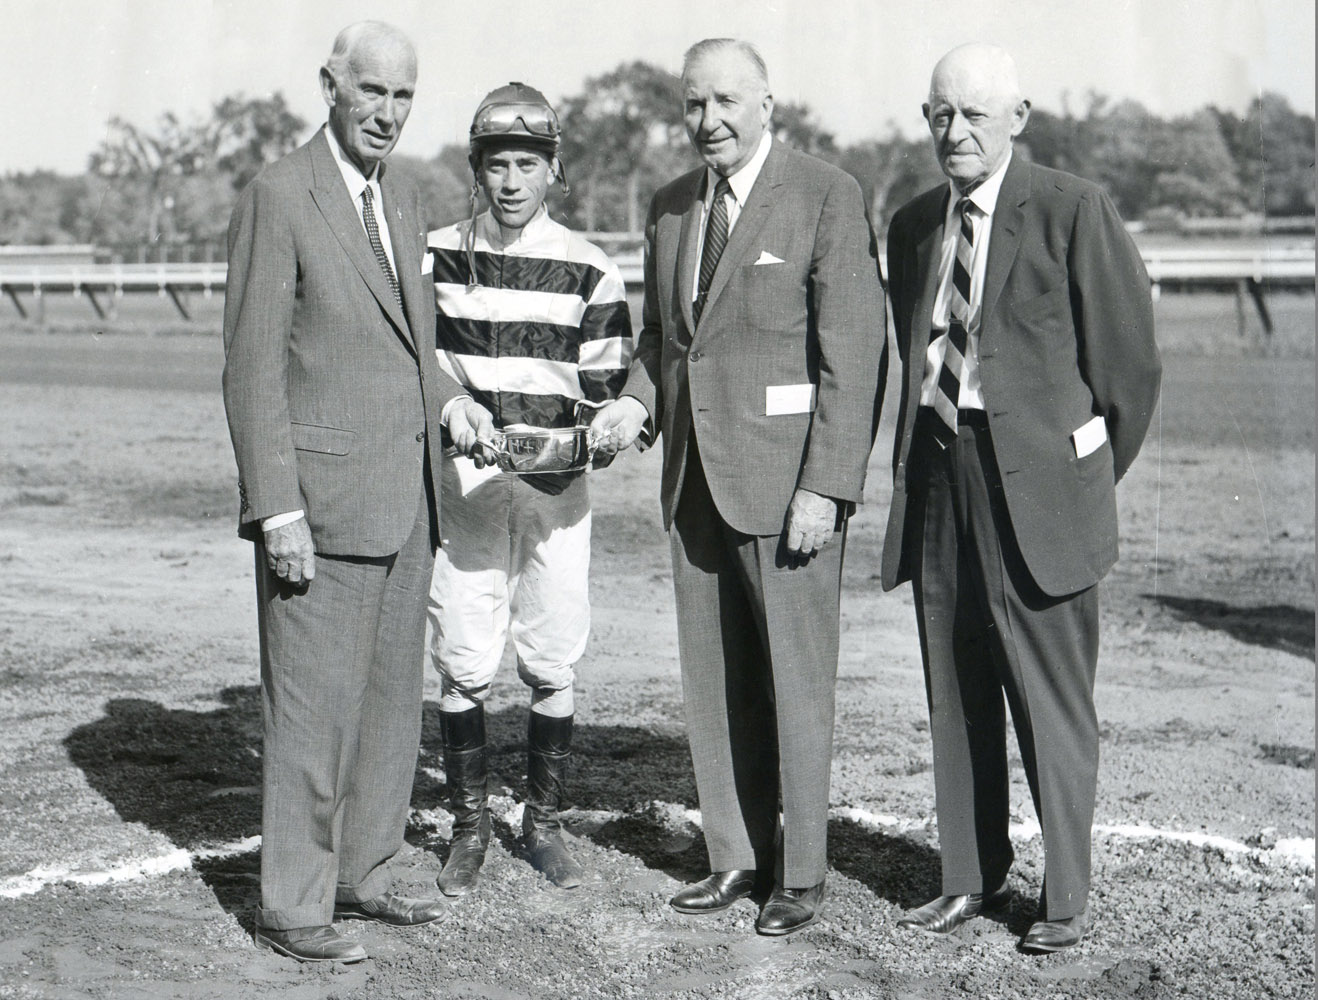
[334,891,448,926]
[897,880,1012,934]
[755,881,826,936]
[254,925,367,963]
[670,870,760,913]
[1021,908,1089,953]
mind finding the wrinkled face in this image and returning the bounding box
[682,51,773,176]
[321,37,416,175]
[479,147,554,231]
[923,68,1028,191]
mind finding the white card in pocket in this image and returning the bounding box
[421,249,434,275]
[766,383,817,416]
[1071,415,1107,458]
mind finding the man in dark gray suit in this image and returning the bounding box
[592,38,886,936]
[882,43,1160,952]
[222,20,491,963]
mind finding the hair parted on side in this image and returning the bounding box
[681,38,769,89]
[324,20,413,81]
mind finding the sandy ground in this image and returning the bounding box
[0,291,1313,998]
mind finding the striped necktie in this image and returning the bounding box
[361,185,402,312]
[931,196,976,448]
[694,176,732,326]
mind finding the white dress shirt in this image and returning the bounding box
[324,124,398,274]
[918,150,1013,412]
[690,131,773,298]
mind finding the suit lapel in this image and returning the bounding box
[307,130,412,344]
[698,141,781,326]
[907,188,948,394]
[382,170,424,355]
[980,155,1029,337]
[675,175,703,338]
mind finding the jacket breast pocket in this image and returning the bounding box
[291,422,355,456]
[1010,286,1068,325]
[742,260,804,332]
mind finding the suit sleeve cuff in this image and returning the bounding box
[440,395,473,427]
[260,510,305,531]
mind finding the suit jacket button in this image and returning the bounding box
[416,431,425,442]
[689,350,702,362]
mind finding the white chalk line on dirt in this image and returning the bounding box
[0,836,261,899]
[1,803,1310,900]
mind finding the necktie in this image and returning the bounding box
[361,185,402,312]
[931,197,975,448]
[694,177,732,325]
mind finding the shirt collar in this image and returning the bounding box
[324,123,382,204]
[948,148,1012,220]
[706,131,773,207]
[475,203,553,251]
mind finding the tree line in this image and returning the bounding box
[1,62,1312,256]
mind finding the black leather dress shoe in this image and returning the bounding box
[755,882,825,936]
[1020,908,1089,953]
[254,925,367,963]
[670,870,759,913]
[896,880,1012,934]
[334,891,448,927]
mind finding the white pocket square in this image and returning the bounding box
[753,251,785,265]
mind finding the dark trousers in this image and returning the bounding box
[254,491,434,929]
[909,409,1099,920]
[669,439,844,887]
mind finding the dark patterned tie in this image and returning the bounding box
[931,197,976,448]
[361,185,402,312]
[693,176,732,326]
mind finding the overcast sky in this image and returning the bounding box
[6,0,1315,176]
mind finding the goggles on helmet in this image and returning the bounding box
[470,101,561,144]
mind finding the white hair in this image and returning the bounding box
[324,21,414,82]
[681,38,770,92]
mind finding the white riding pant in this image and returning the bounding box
[427,455,591,717]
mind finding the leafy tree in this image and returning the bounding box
[1219,93,1316,217]
[213,93,308,192]
[557,61,689,232]
[390,152,472,232]
[772,101,838,159]
[1075,99,1163,219]
[838,133,941,235]
[0,172,88,244]
[1018,91,1109,176]
[88,112,213,244]
[1148,109,1247,217]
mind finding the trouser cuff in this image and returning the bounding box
[255,902,333,931]
[334,864,392,906]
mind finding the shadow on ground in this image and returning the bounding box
[1148,594,1315,660]
[65,687,942,927]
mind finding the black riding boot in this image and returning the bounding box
[438,705,490,897]
[522,712,583,888]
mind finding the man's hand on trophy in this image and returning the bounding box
[448,399,500,467]
[589,397,648,456]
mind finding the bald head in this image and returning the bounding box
[929,43,1022,106]
[923,43,1030,192]
[319,21,417,176]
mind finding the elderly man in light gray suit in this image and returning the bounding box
[222,21,492,963]
[592,38,886,936]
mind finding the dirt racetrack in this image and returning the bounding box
[0,289,1313,999]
